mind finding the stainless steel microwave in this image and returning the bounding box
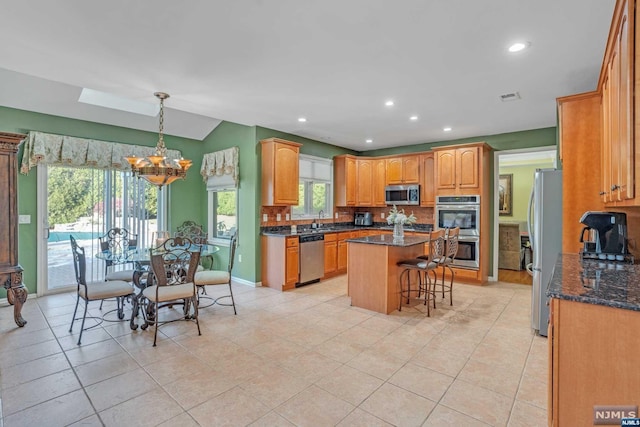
[385,185,420,205]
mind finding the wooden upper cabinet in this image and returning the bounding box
[386,156,419,185]
[372,158,387,206]
[599,0,635,206]
[334,155,357,207]
[260,138,301,206]
[356,159,373,206]
[433,143,485,195]
[420,153,435,207]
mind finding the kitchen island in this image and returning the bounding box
[547,253,640,426]
[347,234,429,314]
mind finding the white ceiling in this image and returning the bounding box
[0,0,615,150]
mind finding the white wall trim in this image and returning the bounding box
[231,276,261,288]
[493,145,557,282]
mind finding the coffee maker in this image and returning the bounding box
[579,211,632,262]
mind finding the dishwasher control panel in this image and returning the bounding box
[299,234,325,243]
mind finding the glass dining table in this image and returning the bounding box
[96,244,220,329]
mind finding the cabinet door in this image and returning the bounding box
[285,246,299,286]
[337,240,348,272]
[602,72,612,203]
[356,159,373,206]
[346,157,357,206]
[324,240,337,275]
[610,39,622,202]
[274,144,300,205]
[373,159,387,206]
[435,149,457,190]
[456,146,479,190]
[402,156,419,183]
[617,4,634,200]
[334,156,357,207]
[386,158,403,185]
[420,154,435,206]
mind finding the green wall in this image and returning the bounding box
[1,103,558,295]
[0,106,206,297]
[499,161,555,223]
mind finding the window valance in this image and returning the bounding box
[200,147,239,188]
[20,131,183,174]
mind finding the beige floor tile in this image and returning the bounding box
[0,352,70,390]
[240,366,311,408]
[84,368,157,412]
[423,404,491,426]
[276,385,355,426]
[389,362,454,402]
[74,351,140,386]
[278,350,342,382]
[314,336,367,363]
[508,400,547,427]
[337,408,393,426]
[516,373,547,410]
[0,339,62,370]
[2,389,94,427]
[284,326,336,347]
[372,333,426,362]
[315,365,384,405]
[99,387,183,427]
[67,414,104,426]
[0,327,56,349]
[143,353,213,385]
[64,339,125,367]
[440,379,513,426]
[411,346,469,377]
[458,358,523,398]
[163,368,238,410]
[249,410,296,426]
[335,325,388,347]
[250,336,306,360]
[189,386,270,427]
[156,411,201,427]
[2,369,81,416]
[359,316,404,334]
[472,341,529,368]
[346,348,405,380]
[359,382,435,427]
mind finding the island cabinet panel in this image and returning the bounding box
[372,158,387,206]
[356,159,373,206]
[260,138,302,206]
[334,155,357,207]
[549,298,640,426]
[262,235,299,291]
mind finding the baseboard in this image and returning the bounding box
[231,276,261,288]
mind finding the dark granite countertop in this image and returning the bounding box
[547,253,640,312]
[345,234,429,247]
[261,223,433,237]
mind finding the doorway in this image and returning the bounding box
[36,164,166,296]
[492,147,557,284]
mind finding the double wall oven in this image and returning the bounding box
[435,195,480,269]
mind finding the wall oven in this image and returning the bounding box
[435,195,480,269]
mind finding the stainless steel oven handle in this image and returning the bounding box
[457,236,479,242]
[436,205,480,210]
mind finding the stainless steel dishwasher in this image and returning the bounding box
[298,234,325,286]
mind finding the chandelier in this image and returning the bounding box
[125,92,192,187]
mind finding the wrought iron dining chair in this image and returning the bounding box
[98,227,138,281]
[194,232,238,314]
[397,229,446,316]
[69,235,133,345]
[175,220,214,270]
[142,237,201,346]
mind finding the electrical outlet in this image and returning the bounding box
[276,213,281,221]
[238,254,242,262]
[381,213,385,219]
[286,213,290,221]
[262,214,268,222]
[18,215,31,224]
[335,212,338,219]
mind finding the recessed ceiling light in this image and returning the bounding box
[443,127,452,132]
[298,117,307,122]
[385,100,394,107]
[508,42,530,53]
[410,115,418,121]
[78,88,160,116]
[365,139,373,144]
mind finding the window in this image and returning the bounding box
[292,154,332,218]
[208,188,237,243]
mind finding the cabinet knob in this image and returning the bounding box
[599,191,607,196]
[611,184,620,191]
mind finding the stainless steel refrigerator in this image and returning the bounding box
[527,169,562,337]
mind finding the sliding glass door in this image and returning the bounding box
[37,164,166,295]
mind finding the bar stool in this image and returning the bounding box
[397,229,446,316]
[438,227,459,305]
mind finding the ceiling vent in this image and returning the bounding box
[500,92,521,102]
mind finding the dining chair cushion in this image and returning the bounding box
[194,270,230,286]
[105,269,136,282]
[417,261,439,269]
[81,280,133,300]
[143,283,196,303]
[196,265,204,272]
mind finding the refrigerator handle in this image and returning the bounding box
[527,181,535,252]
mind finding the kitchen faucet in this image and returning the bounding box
[318,210,324,219]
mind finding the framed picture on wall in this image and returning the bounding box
[499,174,513,216]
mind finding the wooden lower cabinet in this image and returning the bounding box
[337,232,351,273]
[323,233,338,278]
[262,236,299,291]
[549,298,640,426]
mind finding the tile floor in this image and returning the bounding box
[0,276,547,427]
